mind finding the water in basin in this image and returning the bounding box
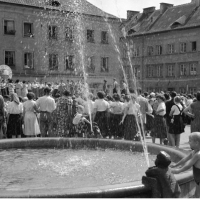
[0,148,156,191]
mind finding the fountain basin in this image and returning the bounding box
[0,138,195,198]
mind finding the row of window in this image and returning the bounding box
[3,19,109,43]
[4,51,110,72]
[146,63,197,77]
[123,41,197,58]
[146,87,197,95]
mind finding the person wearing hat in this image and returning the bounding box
[145,151,181,198]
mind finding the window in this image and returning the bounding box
[133,47,139,57]
[179,87,186,94]
[167,65,174,77]
[87,29,94,43]
[189,87,196,95]
[24,23,33,37]
[24,52,34,69]
[156,45,162,55]
[65,27,73,41]
[65,55,74,70]
[101,57,109,72]
[101,31,108,44]
[167,44,175,54]
[147,46,153,56]
[49,54,58,70]
[48,25,58,40]
[190,63,197,75]
[180,64,187,76]
[155,65,162,77]
[5,51,15,68]
[191,41,197,52]
[45,0,60,6]
[180,42,186,53]
[87,56,95,73]
[134,66,140,79]
[146,65,154,77]
[4,20,15,35]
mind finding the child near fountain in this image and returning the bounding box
[145,151,181,198]
[170,132,200,197]
[73,105,92,138]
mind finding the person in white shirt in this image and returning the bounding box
[151,94,168,144]
[169,96,185,148]
[93,91,110,138]
[121,80,127,95]
[6,93,23,138]
[120,93,140,141]
[36,87,56,137]
[109,93,124,139]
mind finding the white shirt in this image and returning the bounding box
[110,101,124,114]
[73,113,82,125]
[126,102,140,115]
[157,102,166,116]
[171,103,183,116]
[36,95,56,113]
[7,102,23,114]
[93,99,109,112]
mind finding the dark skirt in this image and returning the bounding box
[168,115,185,135]
[151,115,167,139]
[94,111,109,137]
[123,115,138,140]
[110,113,123,138]
[6,114,23,138]
[146,114,154,131]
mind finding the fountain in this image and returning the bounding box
[0,138,195,198]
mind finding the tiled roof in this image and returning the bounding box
[124,2,200,36]
[0,0,117,18]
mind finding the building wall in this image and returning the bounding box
[122,28,200,94]
[0,3,122,94]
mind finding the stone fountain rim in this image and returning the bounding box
[0,138,193,198]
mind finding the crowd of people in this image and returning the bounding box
[0,78,199,148]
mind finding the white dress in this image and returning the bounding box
[23,100,40,136]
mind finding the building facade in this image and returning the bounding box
[121,0,200,94]
[0,0,122,94]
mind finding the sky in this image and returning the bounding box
[87,0,191,18]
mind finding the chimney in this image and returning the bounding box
[143,7,155,15]
[191,0,200,7]
[127,10,140,20]
[160,3,173,14]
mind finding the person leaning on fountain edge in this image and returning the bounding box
[170,132,200,198]
[145,151,181,198]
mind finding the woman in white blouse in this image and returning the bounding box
[121,93,140,140]
[6,93,23,138]
[151,94,168,144]
[93,91,110,138]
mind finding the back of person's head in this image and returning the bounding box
[144,92,148,98]
[129,88,135,94]
[196,91,200,101]
[63,90,70,97]
[170,91,177,98]
[23,80,26,84]
[190,132,200,144]
[106,95,113,101]
[174,96,181,104]
[164,93,170,100]
[187,94,193,99]
[44,87,51,95]
[113,93,120,101]
[155,151,171,168]
[8,79,13,83]
[97,91,105,99]
[27,92,35,100]
[156,94,166,102]
[15,80,19,83]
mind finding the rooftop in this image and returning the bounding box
[123,1,200,36]
[0,0,118,19]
